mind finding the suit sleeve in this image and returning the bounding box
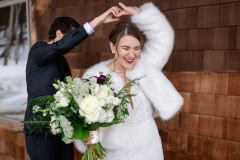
[30,26,89,66]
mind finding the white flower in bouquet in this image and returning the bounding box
[113,97,121,106]
[59,97,69,107]
[91,83,100,95]
[106,96,114,104]
[50,115,62,135]
[79,95,102,124]
[55,90,63,98]
[89,77,97,83]
[106,109,115,123]
[98,109,108,123]
[96,85,111,99]
[98,109,115,123]
[53,83,60,90]
[99,99,106,107]
[59,115,74,144]
[54,89,69,107]
[73,78,90,95]
[72,78,91,104]
[32,105,41,113]
[106,96,121,106]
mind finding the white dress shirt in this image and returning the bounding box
[83,22,94,35]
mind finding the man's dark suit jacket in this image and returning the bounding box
[25,25,90,130]
[24,26,90,160]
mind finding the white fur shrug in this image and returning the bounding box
[75,2,183,154]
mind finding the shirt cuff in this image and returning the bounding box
[83,22,94,35]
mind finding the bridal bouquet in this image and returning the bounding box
[24,73,140,160]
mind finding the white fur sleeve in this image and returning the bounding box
[141,66,183,120]
[131,2,174,70]
[127,3,183,120]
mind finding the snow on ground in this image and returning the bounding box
[0,60,27,114]
[0,22,29,120]
[0,38,29,121]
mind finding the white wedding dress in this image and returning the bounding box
[75,2,183,160]
[98,82,163,160]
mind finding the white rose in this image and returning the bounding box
[60,97,69,107]
[79,95,102,124]
[96,85,110,99]
[113,97,121,106]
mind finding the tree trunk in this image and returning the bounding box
[14,4,22,64]
[3,5,14,65]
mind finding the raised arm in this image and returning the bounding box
[118,2,174,70]
[31,6,121,66]
[120,3,183,120]
[132,3,174,70]
[30,27,89,66]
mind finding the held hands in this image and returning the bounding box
[89,6,121,29]
[99,3,141,23]
[98,6,121,24]
[117,2,141,17]
[89,3,141,29]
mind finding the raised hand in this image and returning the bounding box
[89,6,121,29]
[117,2,141,17]
[98,6,121,24]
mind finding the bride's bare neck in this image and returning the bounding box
[107,61,130,83]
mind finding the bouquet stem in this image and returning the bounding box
[82,142,106,160]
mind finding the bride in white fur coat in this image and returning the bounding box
[75,2,183,160]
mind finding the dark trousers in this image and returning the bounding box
[25,134,74,160]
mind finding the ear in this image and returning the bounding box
[109,41,116,53]
[56,30,64,40]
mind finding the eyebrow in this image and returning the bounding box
[135,46,141,49]
[121,45,141,48]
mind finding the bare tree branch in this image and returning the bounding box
[14,3,22,64]
[3,5,14,65]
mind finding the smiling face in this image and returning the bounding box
[110,35,142,71]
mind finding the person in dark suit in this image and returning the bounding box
[24,6,121,160]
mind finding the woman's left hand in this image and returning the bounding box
[116,2,141,16]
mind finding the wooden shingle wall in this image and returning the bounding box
[29,0,240,159]
[0,118,30,160]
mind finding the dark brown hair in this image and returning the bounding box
[108,22,144,49]
[48,17,80,41]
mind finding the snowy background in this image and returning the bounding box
[0,3,28,120]
[0,46,28,119]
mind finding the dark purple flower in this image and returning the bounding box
[97,75,106,84]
